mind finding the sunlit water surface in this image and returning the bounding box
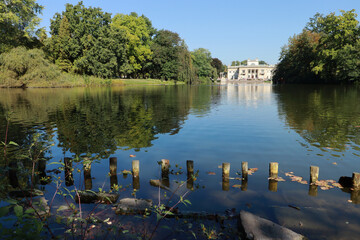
[1,84,360,239]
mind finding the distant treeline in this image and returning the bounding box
[273,10,360,84]
[0,1,225,86]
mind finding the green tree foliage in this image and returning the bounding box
[231,60,240,66]
[259,60,268,65]
[240,60,247,65]
[0,46,61,87]
[0,0,43,53]
[274,30,320,83]
[150,30,195,83]
[274,9,360,83]
[191,48,217,81]
[47,2,127,78]
[111,12,154,78]
[211,58,224,77]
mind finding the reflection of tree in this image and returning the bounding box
[274,85,360,151]
[0,86,220,157]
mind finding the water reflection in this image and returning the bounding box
[274,85,360,151]
[0,86,220,160]
[224,83,272,106]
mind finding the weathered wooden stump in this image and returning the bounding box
[187,160,194,190]
[310,166,319,184]
[268,162,278,192]
[352,172,360,189]
[84,162,92,190]
[109,157,118,188]
[222,163,230,191]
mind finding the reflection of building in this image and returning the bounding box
[223,83,272,107]
[227,59,274,80]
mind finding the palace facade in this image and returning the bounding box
[227,59,275,80]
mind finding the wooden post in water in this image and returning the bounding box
[84,161,92,190]
[352,172,360,189]
[222,162,230,191]
[308,166,319,196]
[268,162,278,192]
[161,159,170,187]
[132,160,139,178]
[241,161,248,191]
[64,157,74,186]
[351,172,360,203]
[310,166,319,184]
[109,157,118,188]
[187,160,194,190]
[132,160,140,190]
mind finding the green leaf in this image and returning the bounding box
[0,206,9,217]
[14,205,23,218]
[9,141,19,146]
[24,208,35,214]
[184,199,191,205]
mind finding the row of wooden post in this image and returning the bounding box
[63,157,360,198]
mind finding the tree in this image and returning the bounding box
[0,0,43,53]
[191,48,217,80]
[259,60,268,65]
[111,12,155,78]
[273,30,320,83]
[308,10,360,82]
[211,58,224,77]
[150,29,195,82]
[275,9,360,84]
[47,2,127,78]
[231,60,240,66]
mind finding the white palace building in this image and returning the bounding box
[227,59,275,81]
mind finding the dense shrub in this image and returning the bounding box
[0,47,61,87]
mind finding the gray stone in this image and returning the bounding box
[239,210,307,240]
[75,191,119,204]
[116,198,152,215]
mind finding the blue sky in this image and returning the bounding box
[37,0,359,65]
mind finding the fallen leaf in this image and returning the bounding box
[129,155,136,158]
[122,170,132,175]
[232,184,241,188]
[348,200,353,203]
[332,162,337,165]
[218,165,222,169]
[207,171,216,175]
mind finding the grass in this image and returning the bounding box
[0,76,185,88]
[112,78,185,86]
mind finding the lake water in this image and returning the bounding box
[1,83,360,239]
